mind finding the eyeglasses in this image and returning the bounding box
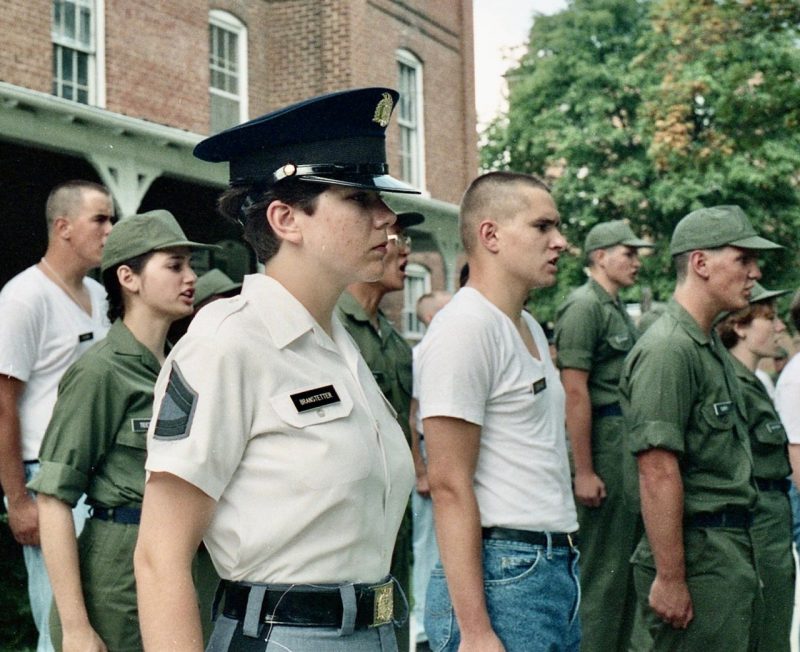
[387,234,412,250]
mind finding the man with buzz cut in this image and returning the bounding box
[0,179,114,652]
[620,205,781,650]
[555,220,653,652]
[418,171,579,652]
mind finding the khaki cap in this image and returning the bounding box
[101,210,218,273]
[194,269,241,306]
[749,281,789,304]
[669,205,781,256]
[584,220,651,252]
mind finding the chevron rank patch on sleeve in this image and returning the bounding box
[154,361,198,441]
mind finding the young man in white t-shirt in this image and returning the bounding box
[0,179,113,652]
[417,171,579,652]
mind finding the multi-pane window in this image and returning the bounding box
[403,263,432,341]
[52,0,95,104]
[397,50,425,190]
[209,11,247,134]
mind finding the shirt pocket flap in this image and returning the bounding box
[754,420,787,445]
[115,417,151,450]
[699,403,735,432]
[606,331,633,353]
[271,383,354,428]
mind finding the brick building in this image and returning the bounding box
[0,0,477,338]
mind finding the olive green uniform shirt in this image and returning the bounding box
[620,299,757,517]
[555,278,637,407]
[336,290,413,443]
[29,319,161,508]
[730,355,791,481]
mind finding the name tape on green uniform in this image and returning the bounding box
[713,401,733,417]
[154,362,198,440]
[131,418,151,433]
[291,385,341,412]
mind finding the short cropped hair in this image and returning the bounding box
[217,179,326,264]
[459,171,550,254]
[45,180,110,231]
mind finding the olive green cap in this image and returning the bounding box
[101,210,218,273]
[669,205,781,256]
[749,281,789,304]
[194,269,241,306]
[584,220,652,253]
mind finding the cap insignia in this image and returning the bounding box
[373,92,394,128]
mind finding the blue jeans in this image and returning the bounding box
[15,462,90,652]
[412,441,439,643]
[424,537,581,652]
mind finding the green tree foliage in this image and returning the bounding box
[483,0,800,322]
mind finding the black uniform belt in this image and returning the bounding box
[756,478,791,493]
[90,506,141,525]
[687,510,752,529]
[592,403,623,419]
[482,527,578,549]
[221,579,395,629]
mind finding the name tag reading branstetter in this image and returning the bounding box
[291,385,341,413]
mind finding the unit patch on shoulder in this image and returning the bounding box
[153,362,198,441]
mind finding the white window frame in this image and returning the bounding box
[51,0,104,106]
[402,263,432,342]
[209,10,248,133]
[396,49,426,192]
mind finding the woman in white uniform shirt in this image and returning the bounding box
[134,88,417,651]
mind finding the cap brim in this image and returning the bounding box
[730,235,783,251]
[300,174,420,194]
[751,288,790,303]
[155,240,221,253]
[195,282,241,306]
[621,237,655,248]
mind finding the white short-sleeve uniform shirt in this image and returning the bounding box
[775,354,800,444]
[146,275,414,584]
[417,287,577,533]
[0,266,109,460]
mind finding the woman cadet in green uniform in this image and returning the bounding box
[29,210,215,652]
[135,88,417,652]
[716,282,794,652]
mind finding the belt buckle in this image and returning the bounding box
[371,581,393,627]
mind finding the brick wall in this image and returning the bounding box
[105,0,208,132]
[0,0,52,93]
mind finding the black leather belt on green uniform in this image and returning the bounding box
[482,526,578,549]
[687,509,752,529]
[221,579,395,628]
[90,506,141,525]
[592,403,622,419]
[756,478,790,493]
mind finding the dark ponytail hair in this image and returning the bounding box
[102,251,156,322]
[217,179,327,264]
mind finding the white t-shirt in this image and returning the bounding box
[755,368,776,400]
[0,266,109,460]
[775,355,800,444]
[417,287,577,533]
[146,274,414,584]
